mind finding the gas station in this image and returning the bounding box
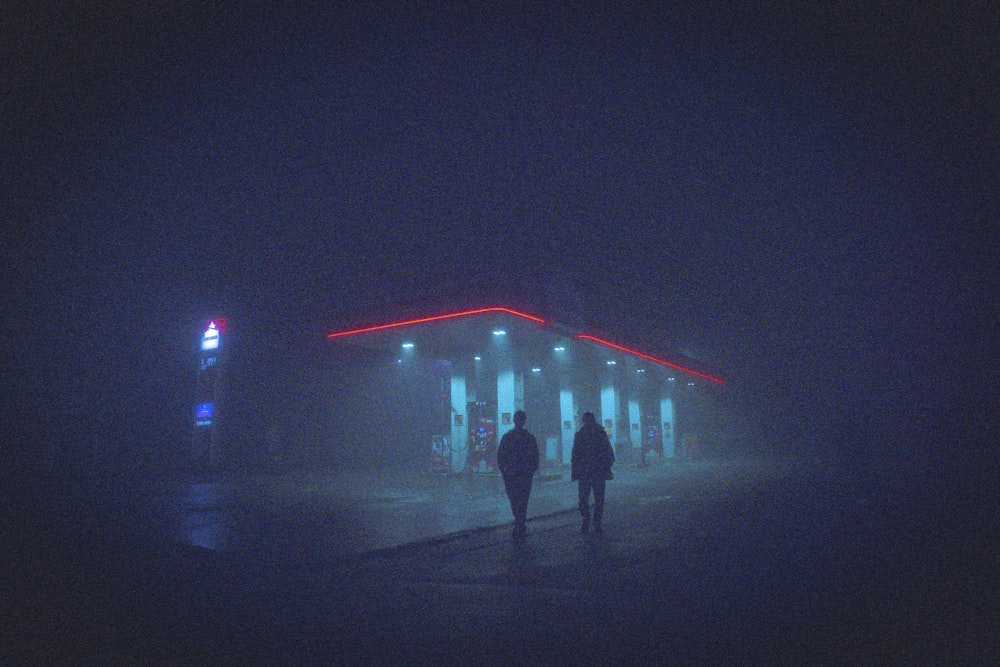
[325,307,726,474]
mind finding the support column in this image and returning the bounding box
[660,396,675,458]
[450,371,467,473]
[514,372,524,412]
[559,387,575,465]
[628,397,641,451]
[555,341,574,465]
[601,383,618,450]
[497,359,516,438]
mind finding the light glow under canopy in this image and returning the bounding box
[325,306,725,385]
[575,334,725,385]
[326,307,545,338]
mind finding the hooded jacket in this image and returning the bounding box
[571,422,615,482]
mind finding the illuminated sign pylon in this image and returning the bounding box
[192,318,226,467]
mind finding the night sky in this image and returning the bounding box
[4,3,997,472]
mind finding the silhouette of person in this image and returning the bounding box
[497,409,540,540]
[572,411,615,534]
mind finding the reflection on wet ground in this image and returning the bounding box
[10,458,989,664]
[158,460,794,564]
[173,481,238,551]
[161,467,573,562]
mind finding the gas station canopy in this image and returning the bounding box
[326,306,725,387]
[325,306,725,471]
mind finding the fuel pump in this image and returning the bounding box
[466,401,497,473]
[642,416,662,458]
[430,435,451,472]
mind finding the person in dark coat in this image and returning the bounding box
[572,411,615,534]
[497,409,540,540]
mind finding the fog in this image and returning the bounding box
[1,1,995,530]
[4,4,996,495]
[3,5,998,662]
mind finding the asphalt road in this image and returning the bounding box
[3,458,995,665]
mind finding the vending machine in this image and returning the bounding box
[466,401,497,473]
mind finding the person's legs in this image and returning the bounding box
[513,480,530,525]
[578,480,592,531]
[513,512,526,539]
[519,479,532,522]
[592,479,606,532]
[507,477,531,539]
[503,477,517,516]
[504,477,522,534]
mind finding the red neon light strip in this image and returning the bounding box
[327,307,545,338]
[575,334,726,385]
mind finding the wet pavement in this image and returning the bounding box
[3,457,995,664]
[164,465,572,561]
[161,460,758,564]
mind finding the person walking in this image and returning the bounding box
[497,410,540,540]
[572,411,615,534]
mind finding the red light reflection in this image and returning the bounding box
[326,307,545,338]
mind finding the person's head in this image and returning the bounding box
[582,411,596,426]
[513,410,527,427]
